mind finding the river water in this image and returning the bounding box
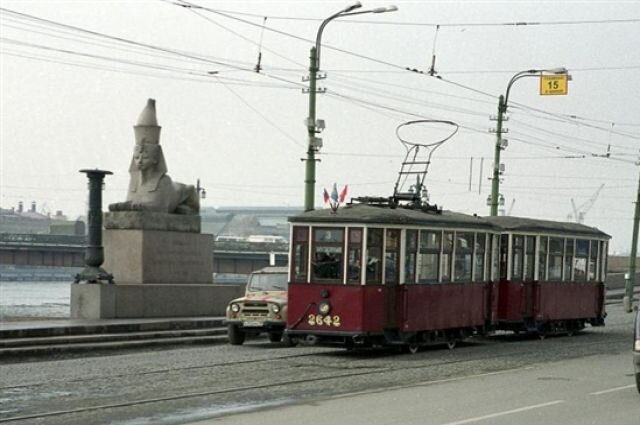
[0,281,70,319]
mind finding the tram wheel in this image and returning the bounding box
[407,344,419,355]
[566,323,575,337]
[282,334,299,347]
[228,324,245,345]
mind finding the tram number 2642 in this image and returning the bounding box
[307,314,341,327]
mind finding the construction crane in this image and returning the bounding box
[567,184,604,224]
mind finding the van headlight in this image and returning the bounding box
[635,340,640,351]
[271,304,281,314]
[230,303,240,313]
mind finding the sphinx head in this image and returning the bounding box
[133,143,160,171]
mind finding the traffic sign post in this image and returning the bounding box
[540,74,569,95]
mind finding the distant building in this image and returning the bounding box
[0,202,85,236]
[201,206,301,241]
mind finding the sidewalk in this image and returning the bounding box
[0,316,225,337]
[0,317,228,358]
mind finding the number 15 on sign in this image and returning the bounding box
[540,74,569,95]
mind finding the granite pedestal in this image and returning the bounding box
[71,211,230,319]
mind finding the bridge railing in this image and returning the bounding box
[0,233,87,247]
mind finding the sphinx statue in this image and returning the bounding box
[109,99,199,215]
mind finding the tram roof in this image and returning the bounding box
[289,204,610,239]
[289,204,493,230]
[484,216,610,239]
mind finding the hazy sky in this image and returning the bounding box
[1,0,639,253]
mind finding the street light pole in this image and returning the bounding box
[303,2,398,211]
[624,166,640,312]
[489,68,568,216]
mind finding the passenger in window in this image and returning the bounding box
[348,257,361,281]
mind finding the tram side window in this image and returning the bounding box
[548,238,564,280]
[588,240,598,281]
[600,241,608,282]
[564,239,575,281]
[525,236,535,280]
[366,228,383,285]
[385,229,400,284]
[511,235,524,281]
[292,226,309,283]
[499,234,509,280]
[491,234,500,281]
[405,230,418,284]
[574,239,589,281]
[474,233,487,281]
[418,230,440,283]
[312,228,344,283]
[441,232,453,282]
[454,232,473,282]
[347,228,363,285]
[538,236,548,281]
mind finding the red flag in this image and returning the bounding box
[323,188,330,204]
[339,185,348,203]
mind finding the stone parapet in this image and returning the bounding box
[104,211,201,233]
[71,283,244,318]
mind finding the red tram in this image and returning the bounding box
[285,201,609,351]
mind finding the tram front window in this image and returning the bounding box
[312,228,344,282]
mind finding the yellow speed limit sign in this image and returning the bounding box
[540,74,568,95]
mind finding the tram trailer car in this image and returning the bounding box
[285,203,609,351]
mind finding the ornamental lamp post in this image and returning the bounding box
[489,67,569,216]
[75,169,114,284]
[303,2,398,211]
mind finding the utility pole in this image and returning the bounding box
[489,95,505,216]
[302,3,397,212]
[304,46,321,212]
[489,68,568,216]
[624,166,640,312]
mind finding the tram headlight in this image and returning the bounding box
[230,303,240,313]
[318,301,331,316]
[271,304,281,314]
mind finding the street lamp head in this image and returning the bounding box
[546,67,568,74]
[372,5,398,13]
[342,1,362,13]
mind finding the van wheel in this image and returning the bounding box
[228,324,245,345]
[636,373,640,394]
[268,332,283,343]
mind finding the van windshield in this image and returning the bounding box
[248,273,288,292]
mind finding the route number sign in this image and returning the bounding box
[540,75,568,95]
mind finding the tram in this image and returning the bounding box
[285,201,609,351]
[285,120,609,351]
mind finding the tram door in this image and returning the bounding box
[384,229,401,329]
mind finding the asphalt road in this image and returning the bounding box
[190,350,639,425]
[0,303,636,425]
